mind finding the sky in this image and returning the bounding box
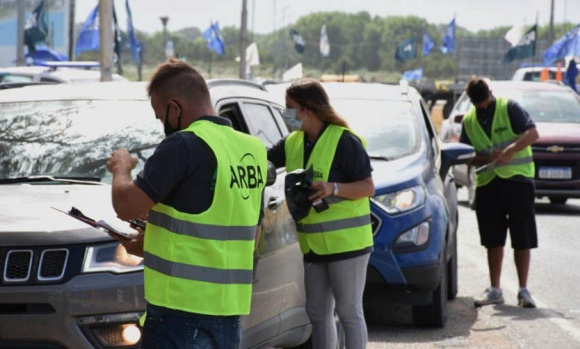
[75,0,580,35]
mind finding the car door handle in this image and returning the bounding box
[267,196,283,210]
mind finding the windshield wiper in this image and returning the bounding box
[0,175,104,185]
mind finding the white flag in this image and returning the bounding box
[246,42,260,67]
[320,25,330,57]
[283,63,303,81]
[505,25,527,47]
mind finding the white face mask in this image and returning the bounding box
[282,108,303,130]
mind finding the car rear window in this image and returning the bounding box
[495,88,580,124]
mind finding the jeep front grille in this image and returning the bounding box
[3,248,69,283]
[4,250,33,282]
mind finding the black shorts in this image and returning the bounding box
[475,178,538,249]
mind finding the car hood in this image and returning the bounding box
[0,184,124,246]
[536,122,580,144]
[370,154,424,193]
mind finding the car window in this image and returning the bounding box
[0,100,163,182]
[0,74,34,83]
[240,102,285,148]
[331,99,420,160]
[493,88,580,124]
[40,77,62,83]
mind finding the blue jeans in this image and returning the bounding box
[141,304,241,349]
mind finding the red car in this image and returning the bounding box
[439,80,580,208]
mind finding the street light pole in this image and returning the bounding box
[239,0,248,80]
[160,16,169,58]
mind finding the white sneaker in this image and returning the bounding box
[518,288,536,308]
[474,287,505,308]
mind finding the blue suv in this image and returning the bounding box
[317,82,474,327]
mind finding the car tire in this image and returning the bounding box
[467,166,477,210]
[447,230,458,300]
[549,197,568,205]
[412,247,449,327]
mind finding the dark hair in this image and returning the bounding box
[465,78,491,104]
[147,58,210,104]
[286,79,348,128]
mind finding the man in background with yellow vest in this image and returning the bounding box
[106,58,267,348]
[459,78,539,309]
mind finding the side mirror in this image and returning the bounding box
[266,161,277,187]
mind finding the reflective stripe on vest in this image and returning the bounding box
[463,97,535,187]
[144,120,267,316]
[284,125,373,255]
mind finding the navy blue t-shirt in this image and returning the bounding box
[459,97,536,184]
[135,116,262,223]
[268,124,374,262]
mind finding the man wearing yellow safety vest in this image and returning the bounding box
[268,79,375,348]
[459,78,539,309]
[106,59,267,348]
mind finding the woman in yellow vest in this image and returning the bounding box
[268,79,375,349]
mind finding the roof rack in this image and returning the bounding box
[36,61,100,71]
[207,78,267,91]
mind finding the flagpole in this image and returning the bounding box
[16,0,25,66]
[239,0,248,80]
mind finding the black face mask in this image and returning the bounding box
[163,100,182,137]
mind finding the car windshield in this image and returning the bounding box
[495,88,580,124]
[331,99,420,160]
[0,100,163,183]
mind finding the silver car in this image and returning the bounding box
[0,81,311,348]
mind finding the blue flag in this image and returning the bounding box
[422,31,434,56]
[441,18,456,54]
[289,29,305,54]
[402,67,423,81]
[126,0,141,65]
[202,21,225,56]
[543,24,580,66]
[565,59,578,92]
[24,0,49,52]
[75,5,99,56]
[395,37,416,62]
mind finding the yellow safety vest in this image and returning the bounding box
[284,124,373,255]
[463,97,534,187]
[143,120,267,316]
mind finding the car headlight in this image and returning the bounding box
[393,221,430,251]
[372,185,425,214]
[83,242,143,274]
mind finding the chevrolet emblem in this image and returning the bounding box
[546,145,564,153]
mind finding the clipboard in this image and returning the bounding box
[475,162,495,174]
[52,206,138,241]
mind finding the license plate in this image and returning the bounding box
[538,167,572,179]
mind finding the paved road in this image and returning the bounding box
[365,190,580,349]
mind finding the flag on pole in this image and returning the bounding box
[422,31,434,56]
[75,5,99,55]
[289,29,305,54]
[502,25,537,63]
[202,21,225,56]
[112,5,122,64]
[320,25,330,57]
[441,18,456,54]
[395,37,416,62]
[24,0,49,52]
[543,24,580,65]
[126,0,141,66]
[246,42,260,67]
[504,25,527,47]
